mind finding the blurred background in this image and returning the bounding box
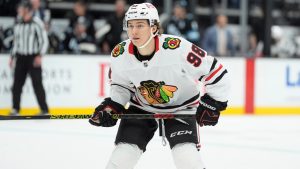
[0,0,299,57]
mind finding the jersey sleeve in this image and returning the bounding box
[109,42,135,106]
[109,67,134,106]
[181,40,230,102]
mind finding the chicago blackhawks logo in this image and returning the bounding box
[138,80,178,105]
[112,42,126,57]
[163,37,181,49]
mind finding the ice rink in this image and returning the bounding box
[1,115,300,169]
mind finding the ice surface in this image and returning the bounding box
[1,116,300,169]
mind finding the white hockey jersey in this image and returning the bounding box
[109,34,229,113]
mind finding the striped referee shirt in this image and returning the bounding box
[11,16,48,57]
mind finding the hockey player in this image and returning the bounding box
[89,3,229,169]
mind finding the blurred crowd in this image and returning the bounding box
[0,0,300,58]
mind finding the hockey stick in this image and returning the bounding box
[0,113,196,120]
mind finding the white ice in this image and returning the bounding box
[1,116,300,169]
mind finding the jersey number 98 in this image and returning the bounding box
[186,44,206,67]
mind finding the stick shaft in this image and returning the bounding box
[0,114,195,120]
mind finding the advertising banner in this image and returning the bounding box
[255,58,300,114]
[0,55,111,114]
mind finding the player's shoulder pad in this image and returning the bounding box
[161,34,183,50]
[111,40,128,58]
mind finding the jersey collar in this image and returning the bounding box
[129,36,160,55]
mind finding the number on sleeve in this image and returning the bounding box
[187,53,201,67]
[192,45,206,58]
[186,44,206,67]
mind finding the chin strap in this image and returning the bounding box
[137,30,158,49]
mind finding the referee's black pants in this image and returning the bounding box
[12,55,48,112]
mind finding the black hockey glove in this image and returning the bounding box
[89,98,125,127]
[196,94,227,126]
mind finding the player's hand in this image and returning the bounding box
[196,94,227,126]
[89,98,125,127]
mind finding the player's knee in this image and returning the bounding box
[106,143,143,169]
[172,143,206,169]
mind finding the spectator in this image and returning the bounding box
[9,0,49,115]
[46,24,64,54]
[202,15,235,56]
[30,0,62,54]
[66,0,95,41]
[97,0,127,54]
[0,26,14,53]
[63,17,95,54]
[246,32,263,58]
[271,26,296,58]
[30,0,51,26]
[0,3,25,53]
[164,0,200,45]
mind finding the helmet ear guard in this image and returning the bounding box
[123,3,160,31]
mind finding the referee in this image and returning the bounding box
[9,1,49,115]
